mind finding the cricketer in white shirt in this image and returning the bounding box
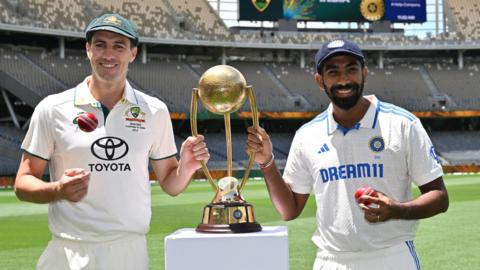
[21,77,177,242]
[284,95,443,253]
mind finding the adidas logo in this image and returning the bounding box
[318,143,330,154]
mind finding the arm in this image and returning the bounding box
[246,126,309,221]
[15,153,90,203]
[361,177,449,222]
[151,135,209,196]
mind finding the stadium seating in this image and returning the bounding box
[365,64,435,111]
[1,0,474,44]
[2,44,480,113]
[426,62,480,110]
[0,126,24,151]
[170,0,231,40]
[129,58,199,112]
[0,126,24,175]
[0,156,19,177]
[91,0,180,38]
[430,131,480,165]
[266,62,330,111]
[1,0,480,171]
[0,45,65,99]
[21,0,88,31]
[1,0,230,41]
[25,49,90,88]
[225,61,298,112]
[446,0,480,40]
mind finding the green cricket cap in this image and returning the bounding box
[85,13,139,47]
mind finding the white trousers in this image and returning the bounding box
[36,234,148,270]
[313,241,421,270]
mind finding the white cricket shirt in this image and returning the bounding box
[21,76,177,242]
[283,95,443,252]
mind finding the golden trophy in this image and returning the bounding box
[191,65,262,233]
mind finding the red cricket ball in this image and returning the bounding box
[77,112,98,132]
[354,185,378,206]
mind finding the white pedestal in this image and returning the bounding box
[165,226,289,270]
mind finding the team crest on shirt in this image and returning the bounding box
[369,136,385,152]
[124,106,146,132]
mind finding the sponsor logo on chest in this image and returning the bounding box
[88,136,131,172]
[317,136,386,183]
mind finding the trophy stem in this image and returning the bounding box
[191,89,218,192]
[224,113,233,177]
[239,86,259,193]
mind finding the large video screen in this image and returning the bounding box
[239,0,426,23]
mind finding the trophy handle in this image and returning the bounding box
[238,86,259,193]
[191,88,218,192]
[225,113,233,177]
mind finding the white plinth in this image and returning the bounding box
[165,226,289,270]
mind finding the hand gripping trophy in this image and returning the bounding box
[191,65,262,233]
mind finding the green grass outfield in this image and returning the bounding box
[1,174,479,269]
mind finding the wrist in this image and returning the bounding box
[259,153,275,169]
[391,202,409,219]
[52,181,63,201]
[177,160,197,177]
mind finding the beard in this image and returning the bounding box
[324,81,364,110]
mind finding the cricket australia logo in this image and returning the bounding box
[252,0,271,12]
[124,106,146,132]
[103,15,122,26]
[124,106,146,122]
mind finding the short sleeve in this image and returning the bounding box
[21,97,55,160]
[283,131,314,194]
[407,119,443,186]
[149,106,177,160]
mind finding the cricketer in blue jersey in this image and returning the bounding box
[246,39,449,270]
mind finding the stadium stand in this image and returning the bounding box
[0,156,18,177]
[2,42,480,114]
[21,0,88,31]
[365,63,436,111]
[1,0,480,175]
[445,0,480,40]
[266,62,330,111]
[0,45,66,105]
[129,58,200,112]
[91,0,180,38]
[169,0,230,40]
[25,49,90,88]
[0,126,24,155]
[1,0,230,41]
[226,61,299,112]
[430,131,480,165]
[0,126,24,176]
[426,62,480,110]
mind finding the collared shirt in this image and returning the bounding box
[21,76,177,242]
[283,95,443,252]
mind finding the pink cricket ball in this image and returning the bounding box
[77,112,98,132]
[354,185,378,206]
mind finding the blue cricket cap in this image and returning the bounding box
[315,39,365,71]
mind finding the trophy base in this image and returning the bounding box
[196,222,262,233]
[196,202,262,233]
